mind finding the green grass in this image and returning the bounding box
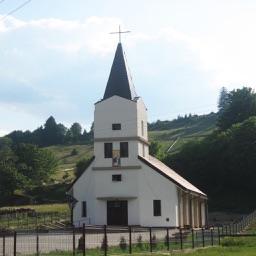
[0,203,68,212]
[23,247,256,256]
[48,144,93,171]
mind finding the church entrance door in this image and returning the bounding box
[107,200,128,225]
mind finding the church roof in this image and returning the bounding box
[103,43,137,101]
[138,155,207,198]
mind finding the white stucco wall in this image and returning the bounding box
[72,158,180,227]
[136,98,148,141]
[94,96,138,139]
[137,162,179,227]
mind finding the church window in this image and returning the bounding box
[82,201,87,217]
[120,142,128,157]
[112,174,122,181]
[153,200,161,216]
[112,123,121,130]
[141,121,144,136]
[104,143,113,158]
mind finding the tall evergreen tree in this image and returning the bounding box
[217,87,256,131]
[218,87,229,112]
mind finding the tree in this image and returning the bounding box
[218,87,229,112]
[75,158,90,177]
[70,122,82,143]
[42,116,59,146]
[0,139,25,195]
[14,143,59,186]
[217,87,256,131]
[149,140,163,159]
[41,116,68,146]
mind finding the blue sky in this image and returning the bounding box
[1,0,256,136]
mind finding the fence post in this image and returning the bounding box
[202,228,205,247]
[3,228,5,256]
[179,227,183,250]
[129,225,132,254]
[211,229,213,246]
[83,223,86,256]
[14,230,17,256]
[104,225,107,256]
[72,225,75,256]
[36,226,39,256]
[218,227,220,246]
[166,228,170,251]
[192,229,194,249]
[149,227,152,253]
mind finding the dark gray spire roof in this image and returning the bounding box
[103,43,137,100]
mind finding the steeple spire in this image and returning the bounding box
[103,43,137,101]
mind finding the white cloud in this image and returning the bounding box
[0,15,26,32]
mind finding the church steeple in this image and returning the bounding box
[103,43,137,101]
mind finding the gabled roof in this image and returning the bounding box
[138,155,207,199]
[103,43,137,101]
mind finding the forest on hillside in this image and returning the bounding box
[163,87,256,212]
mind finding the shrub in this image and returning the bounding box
[119,235,127,251]
[152,233,158,249]
[71,148,78,156]
[137,234,143,249]
[221,237,246,247]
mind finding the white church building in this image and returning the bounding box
[67,42,208,228]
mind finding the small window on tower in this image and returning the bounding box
[104,143,113,158]
[112,174,122,181]
[112,123,121,130]
[120,142,128,157]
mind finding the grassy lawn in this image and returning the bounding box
[24,247,256,256]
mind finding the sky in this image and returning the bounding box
[1,0,256,136]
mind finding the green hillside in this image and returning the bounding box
[149,112,217,153]
[47,144,93,183]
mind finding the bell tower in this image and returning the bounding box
[94,42,150,168]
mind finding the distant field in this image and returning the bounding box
[0,203,69,213]
[149,113,217,154]
[47,144,94,182]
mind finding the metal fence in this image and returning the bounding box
[0,211,70,230]
[0,225,220,256]
[0,209,255,256]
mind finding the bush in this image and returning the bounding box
[71,148,79,156]
[152,233,158,249]
[119,235,127,251]
[221,237,246,247]
[137,234,143,249]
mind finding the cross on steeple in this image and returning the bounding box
[110,25,130,43]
